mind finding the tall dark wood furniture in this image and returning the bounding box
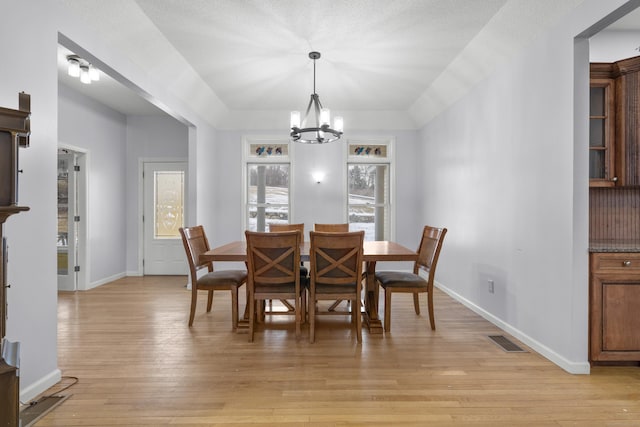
[0,92,31,427]
[590,56,640,187]
[589,57,640,364]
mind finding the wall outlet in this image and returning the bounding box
[488,279,495,293]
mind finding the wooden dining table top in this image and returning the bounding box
[200,240,418,263]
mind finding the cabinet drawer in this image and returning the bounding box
[592,253,640,271]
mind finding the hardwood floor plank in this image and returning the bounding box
[31,275,640,425]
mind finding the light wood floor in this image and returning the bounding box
[36,275,640,426]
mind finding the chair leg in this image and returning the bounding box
[355,297,362,343]
[427,290,435,330]
[231,287,239,331]
[188,287,198,327]
[309,292,316,343]
[384,289,391,332]
[248,295,255,342]
[301,288,307,324]
[206,290,214,312]
[413,293,420,315]
[295,294,301,339]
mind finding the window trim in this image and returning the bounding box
[242,136,294,236]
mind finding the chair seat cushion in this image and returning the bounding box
[197,270,247,287]
[254,282,300,294]
[313,282,359,295]
[375,271,427,289]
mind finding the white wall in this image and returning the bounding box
[1,0,216,401]
[2,0,61,400]
[125,115,188,275]
[211,129,422,257]
[417,0,637,373]
[59,84,128,287]
[590,29,640,62]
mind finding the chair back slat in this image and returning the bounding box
[246,230,300,286]
[314,223,349,232]
[310,231,364,286]
[179,226,212,275]
[270,223,304,236]
[415,226,447,279]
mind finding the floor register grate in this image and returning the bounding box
[488,335,527,353]
[20,395,70,427]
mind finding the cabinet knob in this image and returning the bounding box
[623,260,632,267]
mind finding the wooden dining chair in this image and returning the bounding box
[375,225,447,332]
[245,230,304,342]
[179,226,248,330]
[314,223,353,312]
[268,223,308,317]
[308,230,365,343]
[269,223,308,283]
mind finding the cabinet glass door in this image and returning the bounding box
[589,80,615,186]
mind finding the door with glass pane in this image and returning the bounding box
[57,152,77,290]
[143,162,188,275]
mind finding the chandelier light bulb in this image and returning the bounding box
[290,111,301,129]
[334,116,344,133]
[320,108,330,126]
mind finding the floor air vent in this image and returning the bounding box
[488,335,527,353]
[20,395,70,427]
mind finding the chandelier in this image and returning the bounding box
[290,52,343,144]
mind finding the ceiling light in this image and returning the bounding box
[79,65,91,84]
[89,65,100,81]
[290,52,343,144]
[67,54,101,84]
[67,56,80,77]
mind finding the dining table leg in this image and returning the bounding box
[363,261,384,335]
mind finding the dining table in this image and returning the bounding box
[200,240,418,335]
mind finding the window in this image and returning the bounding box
[347,141,393,241]
[244,140,290,232]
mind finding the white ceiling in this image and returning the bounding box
[58,0,631,123]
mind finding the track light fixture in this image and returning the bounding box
[67,55,100,84]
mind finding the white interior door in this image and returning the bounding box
[57,152,77,290]
[143,162,188,275]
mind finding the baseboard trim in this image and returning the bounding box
[20,368,62,403]
[435,282,590,375]
[87,272,126,290]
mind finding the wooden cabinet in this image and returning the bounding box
[590,57,640,187]
[613,56,640,186]
[0,93,30,426]
[590,252,640,362]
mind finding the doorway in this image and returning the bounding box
[142,161,188,275]
[57,148,87,291]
